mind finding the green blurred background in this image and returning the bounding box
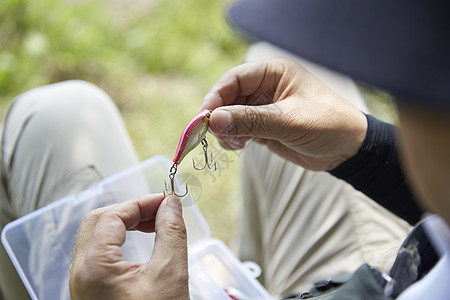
[0,0,248,243]
[0,0,397,245]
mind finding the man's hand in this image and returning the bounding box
[199,58,367,171]
[69,194,189,300]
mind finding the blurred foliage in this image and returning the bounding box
[0,0,246,103]
[0,0,248,243]
[359,85,399,125]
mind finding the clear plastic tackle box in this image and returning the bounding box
[1,155,272,300]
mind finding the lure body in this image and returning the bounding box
[173,109,211,165]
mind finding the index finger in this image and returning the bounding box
[198,61,275,112]
[73,194,164,260]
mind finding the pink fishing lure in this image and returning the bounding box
[173,109,212,165]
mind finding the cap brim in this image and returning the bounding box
[228,0,450,110]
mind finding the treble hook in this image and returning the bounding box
[164,164,188,197]
[192,138,217,171]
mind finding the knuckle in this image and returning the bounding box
[165,262,189,284]
[173,271,190,293]
[70,262,95,291]
[165,221,188,242]
[87,208,101,219]
[245,106,258,124]
[154,267,189,299]
[98,211,117,223]
[83,208,103,224]
[245,107,258,135]
[239,106,262,136]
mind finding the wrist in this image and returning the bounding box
[328,110,368,170]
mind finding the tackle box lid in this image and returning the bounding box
[1,156,210,299]
[1,155,271,300]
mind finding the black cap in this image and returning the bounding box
[228,0,450,111]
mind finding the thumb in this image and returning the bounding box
[150,195,187,265]
[210,104,284,139]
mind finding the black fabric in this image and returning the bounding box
[281,221,440,299]
[227,0,450,112]
[331,264,392,300]
[280,213,440,300]
[330,115,422,225]
[281,265,391,300]
[389,219,439,297]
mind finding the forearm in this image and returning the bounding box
[330,115,422,225]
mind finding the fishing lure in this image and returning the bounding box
[224,287,252,300]
[164,109,217,197]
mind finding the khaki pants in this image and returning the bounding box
[0,81,138,299]
[236,143,411,297]
[233,42,412,298]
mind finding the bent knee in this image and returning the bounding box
[2,81,120,150]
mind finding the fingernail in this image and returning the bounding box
[166,196,183,216]
[211,109,232,134]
